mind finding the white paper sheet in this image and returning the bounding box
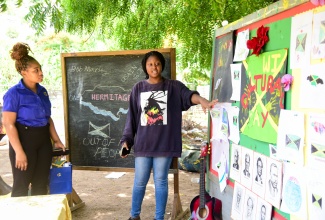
[290,11,313,69]
[210,106,229,142]
[300,63,325,109]
[277,109,305,165]
[252,152,267,199]
[230,144,242,182]
[307,167,325,220]
[240,147,254,190]
[265,157,283,209]
[230,63,242,101]
[233,29,250,62]
[105,172,126,179]
[243,189,258,220]
[256,197,272,220]
[231,182,246,220]
[211,139,229,189]
[227,106,240,144]
[311,10,325,59]
[307,113,325,168]
[280,162,307,219]
[216,151,228,192]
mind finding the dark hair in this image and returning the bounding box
[10,42,38,73]
[257,157,263,167]
[141,51,166,79]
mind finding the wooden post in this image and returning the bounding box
[171,157,188,220]
[66,188,85,211]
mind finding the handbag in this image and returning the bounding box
[49,163,72,194]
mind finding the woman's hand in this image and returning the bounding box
[49,117,65,151]
[15,150,28,171]
[53,140,65,151]
[191,94,218,113]
[120,142,130,158]
[201,98,218,113]
[198,97,218,113]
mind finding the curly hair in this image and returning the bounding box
[141,51,166,79]
[10,42,38,73]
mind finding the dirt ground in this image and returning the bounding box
[0,136,200,220]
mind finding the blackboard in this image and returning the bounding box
[61,49,176,169]
[211,31,234,103]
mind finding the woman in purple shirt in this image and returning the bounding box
[2,42,65,197]
[120,51,218,220]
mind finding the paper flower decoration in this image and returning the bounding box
[281,74,294,91]
[310,0,324,6]
[246,25,270,56]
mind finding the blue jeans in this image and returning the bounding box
[131,157,172,220]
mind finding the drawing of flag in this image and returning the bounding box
[296,33,307,52]
[285,134,301,150]
[88,122,110,138]
[271,146,277,155]
[311,143,325,158]
[306,75,324,86]
[210,109,221,118]
[319,20,325,44]
[312,193,322,209]
[222,123,228,136]
[234,70,240,80]
[233,116,238,126]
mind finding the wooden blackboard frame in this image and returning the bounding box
[61,48,187,217]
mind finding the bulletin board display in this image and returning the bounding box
[208,1,324,220]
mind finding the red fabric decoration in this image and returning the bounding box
[246,25,270,56]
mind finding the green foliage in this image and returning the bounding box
[0,27,117,95]
[0,0,23,12]
[0,56,21,93]
[32,33,117,90]
[24,0,64,35]
[1,0,279,88]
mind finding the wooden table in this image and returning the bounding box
[0,194,72,220]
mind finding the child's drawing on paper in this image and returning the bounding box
[280,163,307,218]
[308,113,325,167]
[290,11,313,69]
[231,182,246,219]
[230,144,242,182]
[311,10,325,59]
[277,110,304,165]
[233,29,250,62]
[243,189,258,220]
[230,63,243,102]
[265,157,282,209]
[307,168,325,219]
[252,153,267,198]
[256,197,272,220]
[240,147,254,190]
[227,106,240,144]
[300,64,325,109]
